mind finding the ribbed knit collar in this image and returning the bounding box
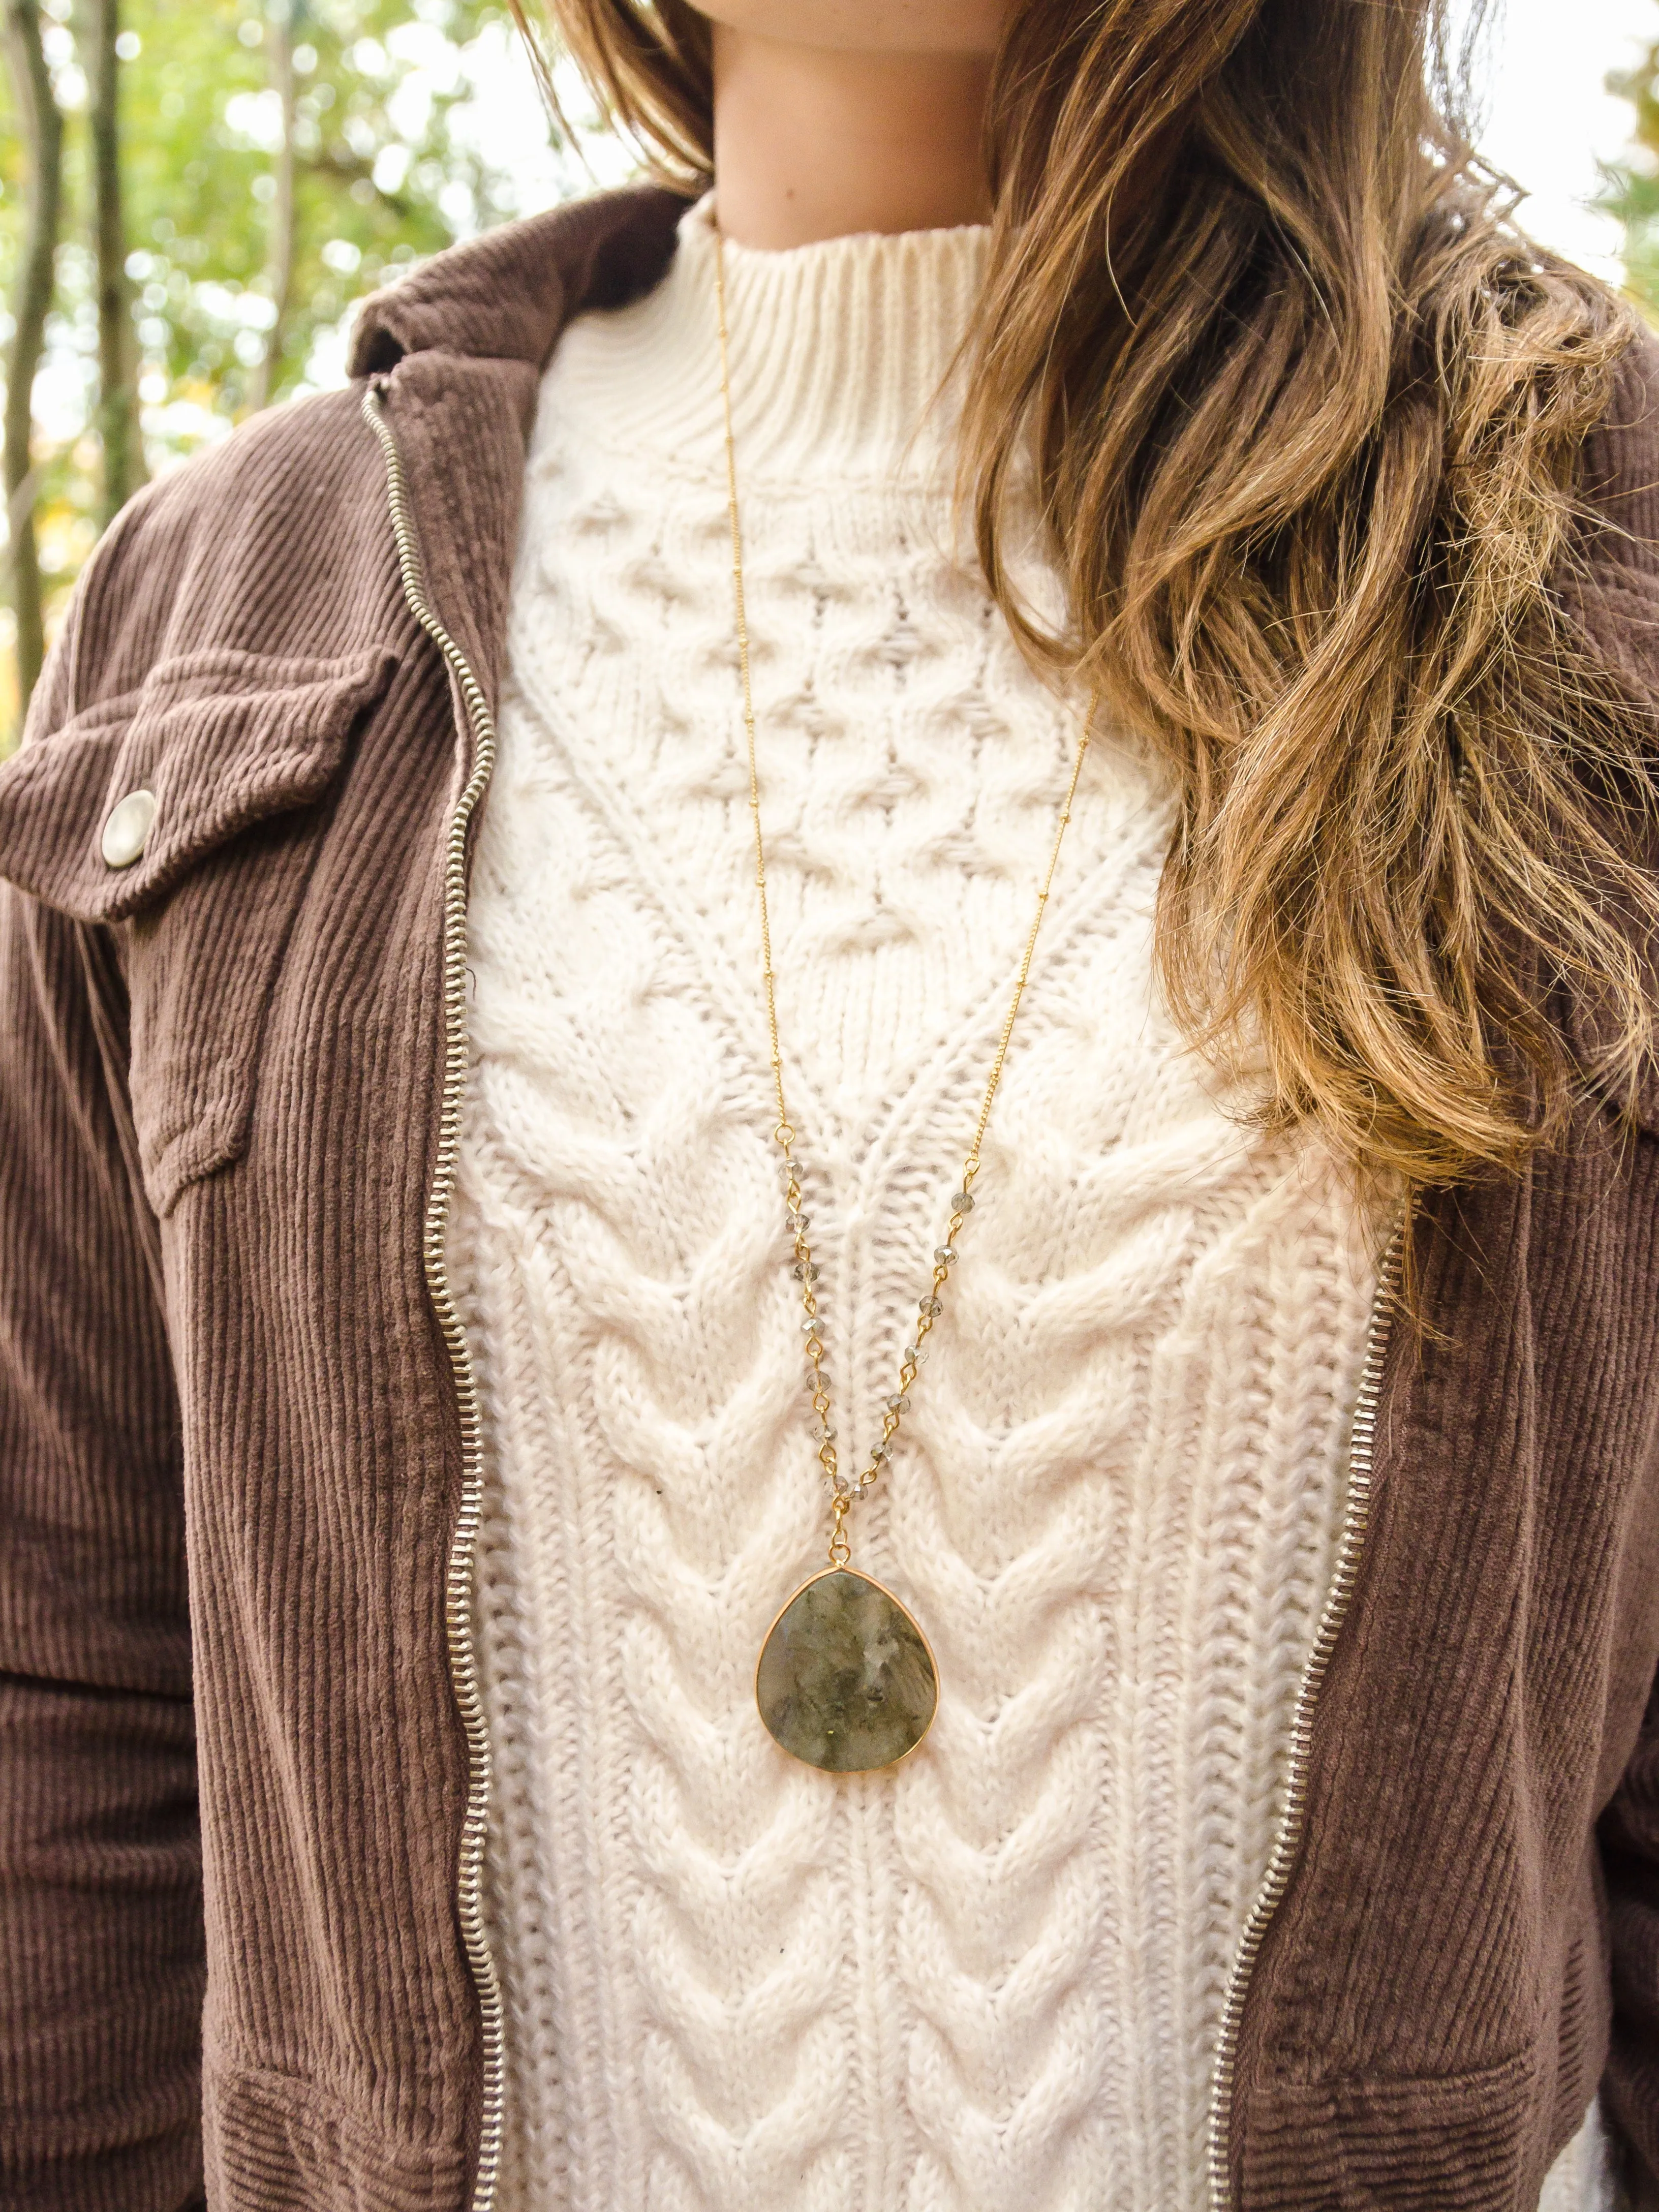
[546,192,993,487]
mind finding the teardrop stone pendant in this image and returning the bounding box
[756,1567,938,1773]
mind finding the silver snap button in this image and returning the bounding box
[100,788,157,869]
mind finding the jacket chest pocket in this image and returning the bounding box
[0,644,396,1216]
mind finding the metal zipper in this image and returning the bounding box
[362,383,506,2212]
[1204,1201,1408,2212]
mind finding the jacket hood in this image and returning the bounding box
[347,183,690,379]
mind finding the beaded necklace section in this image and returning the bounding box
[713,224,1095,1774]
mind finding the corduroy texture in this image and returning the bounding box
[0,184,1654,2212]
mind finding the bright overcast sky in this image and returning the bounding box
[1466,0,1654,279]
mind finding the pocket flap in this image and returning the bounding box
[0,645,397,924]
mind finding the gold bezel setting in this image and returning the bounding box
[755,1565,940,1775]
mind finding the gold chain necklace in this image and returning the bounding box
[715,226,1094,1775]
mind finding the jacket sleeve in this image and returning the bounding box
[1573,326,1659,2211]
[1605,1669,1659,2208]
[0,606,205,2208]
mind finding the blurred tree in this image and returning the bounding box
[0,0,582,743]
[1603,40,1659,322]
[2,0,63,705]
[78,0,144,521]
[113,0,544,428]
[248,0,299,411]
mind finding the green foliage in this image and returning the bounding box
[119,0,527,416]
[0,0,587,740]
[1600,40,1659,325]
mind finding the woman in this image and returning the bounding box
[1,2,1655,2207]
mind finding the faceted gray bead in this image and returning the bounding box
[756,1569,937,1773]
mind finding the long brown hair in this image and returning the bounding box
[514,0,1658,1231]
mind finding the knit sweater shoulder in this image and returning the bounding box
[445,199,1612,2212]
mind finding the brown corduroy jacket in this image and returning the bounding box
[1,183,1658,2212]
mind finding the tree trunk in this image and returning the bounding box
[2,0,64,717]
[250,0,298,413]
[80,0,145,524]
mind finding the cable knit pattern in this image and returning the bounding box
[449,200,1609,2212]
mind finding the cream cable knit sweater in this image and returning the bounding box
[449,199,1610,2212]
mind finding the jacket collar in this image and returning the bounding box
[348,185,691,379]
[346,187,692,766]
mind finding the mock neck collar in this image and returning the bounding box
[353,187,993,490]
[566,193,992,484]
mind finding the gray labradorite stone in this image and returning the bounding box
[757,1569,938,1773]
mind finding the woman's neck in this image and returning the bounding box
[711,24,994,249]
